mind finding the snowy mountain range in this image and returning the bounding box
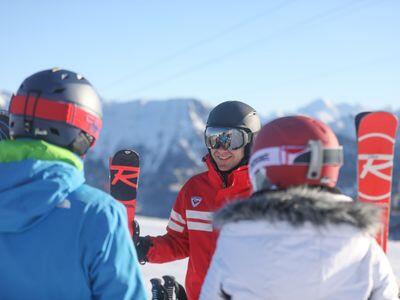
[1,90,400,220]
[264,98,364,140]
[0,90,11,110]
[86,99,211,216]
[88,97,375,217]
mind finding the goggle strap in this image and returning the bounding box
[250,145,343,178]
[307,140,324,180]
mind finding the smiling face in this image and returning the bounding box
[210,147,245,171]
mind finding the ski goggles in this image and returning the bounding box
[205,127,251,150]
[250,140,343,180]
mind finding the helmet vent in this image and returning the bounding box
[61,73,69,80]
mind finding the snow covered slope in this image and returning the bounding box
[136,216,187,298]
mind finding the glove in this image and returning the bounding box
[135,235,153,264]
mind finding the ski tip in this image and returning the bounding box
[162,275,176,284]
[118,149,139,156]
[150,278,163,285]
[355,111,371,133]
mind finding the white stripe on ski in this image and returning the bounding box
[186,210,213,221]
[187,221,213,232]
[358,192,391,201]
[358,133,395,143]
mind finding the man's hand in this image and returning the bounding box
[135,236,153,264]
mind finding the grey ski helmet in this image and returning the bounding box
[9,68,102,155]
[205,100,261,163]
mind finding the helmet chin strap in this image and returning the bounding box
[306,140,324,180]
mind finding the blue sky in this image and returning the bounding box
[1,0,399,115]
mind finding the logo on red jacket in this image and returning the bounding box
[191,196,202,207]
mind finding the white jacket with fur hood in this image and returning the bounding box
[200,187,398,300]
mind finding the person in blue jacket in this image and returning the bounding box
[0,68,147,300]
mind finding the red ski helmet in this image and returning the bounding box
[249,115,343,191]
[9,68,102,156]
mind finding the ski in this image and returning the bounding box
[109,149,140,237]
[355,111,398,252]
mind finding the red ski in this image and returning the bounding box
[109,149,140,237]
[356,112,398,252]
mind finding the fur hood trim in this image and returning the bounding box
[215,187,381,235]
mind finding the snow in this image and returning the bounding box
[137,215,400,297]
[136,216,187,297]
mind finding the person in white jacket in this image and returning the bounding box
[200,115,398,300]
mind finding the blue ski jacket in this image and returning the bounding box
[0,139,147,300]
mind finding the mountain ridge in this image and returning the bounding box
[1,90,399,219]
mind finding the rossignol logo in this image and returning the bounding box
[358,132,395,201]
[191,196,202,207]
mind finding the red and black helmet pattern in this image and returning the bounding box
[9,68,102,155]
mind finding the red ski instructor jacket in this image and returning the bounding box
[147,155,252,300]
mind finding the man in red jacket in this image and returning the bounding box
[136,100,261,299]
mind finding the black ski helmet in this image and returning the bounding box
[0,110,9,141]
[9,68,102,156]
[205,100,261,162]
[206,100,261,133]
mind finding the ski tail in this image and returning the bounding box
[356,111,398,252]
[150,276,187,300]
[162,275,175,299]
[109,149,140,237]
[150,278,168,300]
